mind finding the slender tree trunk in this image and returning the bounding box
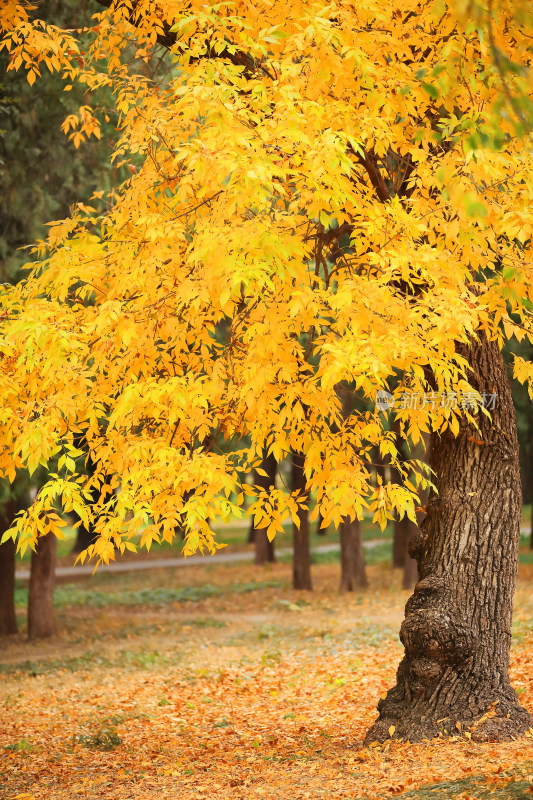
[399,433,430,590]
[28,533,57,640]
[392,515,409,569]
[291,452,312,590]
[0,498,18,635]
[339,518,367,591]
[71,516,96,554]
[0,485,30,636]
[251,452,277,565]
[366,334,532,743]
[374,445,387,486]
[254,528,276,565]
[316,511,327,535]
[390,421,407,569]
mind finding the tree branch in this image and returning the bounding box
[92,0,273,78]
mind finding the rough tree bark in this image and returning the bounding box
[0,498,18,635]
[250,452,277,565]
[28,532,57,640]
[339,517,367,591]
[366,334,532,743]
[291,452,312,590]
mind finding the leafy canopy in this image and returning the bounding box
[0,0,533,563]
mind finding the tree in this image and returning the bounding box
[28,531,57,639]
[339,517,367,592]
[1,0,533,739]
[366,335,532,742]
[291,453,312,591]
[0,484,22,634]
[0,0,124,638]
[249,453,277,565]
[391,428,429,589]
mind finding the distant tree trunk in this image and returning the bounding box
[0,485,30,636]
[316,511,327,535]
[71,516,96,554]
[28,533,57,640]
[0,498,18,636]
[391,425,429,587]
[366,334,532,743]
[401,434,431,590]
[251,452,277,565]
[374,445,387,487]
[247,518,255,543]
[390,421,406,569]
[392,514,409,569]
[291,452,312,590]
[339,518,367,591]
[255,528,276,565]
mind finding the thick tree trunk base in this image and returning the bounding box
[366,334,532,743]
[366,670,531,743]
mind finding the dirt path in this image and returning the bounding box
[15,539,388,581]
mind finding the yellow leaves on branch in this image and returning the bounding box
[0,0,533,560]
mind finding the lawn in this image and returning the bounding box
[2,555,533,799]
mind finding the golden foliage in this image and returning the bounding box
[0,1,532,560]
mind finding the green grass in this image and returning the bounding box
[14,578,285,609]
[396,766,533,799]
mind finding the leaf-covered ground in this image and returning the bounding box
[2,558,533,800]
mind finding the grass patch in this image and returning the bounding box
[72,725,123,752]
[14,579,285,609]
[398,769,533,799]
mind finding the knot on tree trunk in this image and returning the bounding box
[401,605,475,667]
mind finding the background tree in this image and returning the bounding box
[249,453,277,565]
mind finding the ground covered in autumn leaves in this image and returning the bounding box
[2,558,533,799]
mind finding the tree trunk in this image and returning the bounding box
[398,433,430,589]
[251,452,277,565]
[392,515,409,569]
[339,518,367,591]
[0,499,18,635]
[366,334,532,743]
[291,453,312,590]
[28,533,57,640]
[0,486,30,636]
[391,421,407,568]
[71,516,96,554]
[316,511,327,535]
